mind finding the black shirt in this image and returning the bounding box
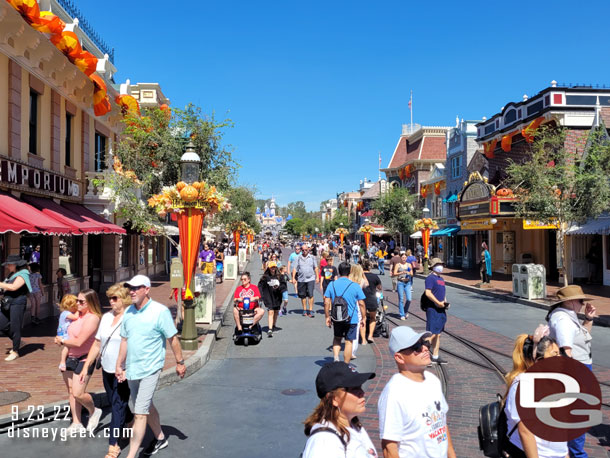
[363,272,381,309]
[321,265,338,294]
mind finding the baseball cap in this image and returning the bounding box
[389,326,432,355]
[124,274,151,288]
[315,362,375,399]
[267,261,277,268]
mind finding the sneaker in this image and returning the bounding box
[87,407,102,432]
[278,310,284,316]
[400,316,406,321]
[302,311,308,317]
[309,312,315,318]
[143,437,169,456]
[282,307,287,315]
[4,351,18,361]
[267,330,273,338]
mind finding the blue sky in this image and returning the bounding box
[79,0,610,211]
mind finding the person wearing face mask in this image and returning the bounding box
[424,258,449,365]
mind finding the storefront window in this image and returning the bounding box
[119,235,129,268]
[0,235,6,265]
[58,236,81,277]
[19,234,46,281]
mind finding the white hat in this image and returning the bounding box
[124,274,151,288]
[389,326,432,354]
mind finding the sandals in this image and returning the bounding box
[105,444,121,458]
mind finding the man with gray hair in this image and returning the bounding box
[292,244,319,317]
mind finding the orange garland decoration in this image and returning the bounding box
[484,139,497,159]
[177,208,204,300]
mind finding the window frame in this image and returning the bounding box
[94,132,107,172]
[29,90,39,155]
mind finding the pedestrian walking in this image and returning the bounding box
[361,260,381,344]
[546,285,597,458]
[80,284,134,458]
[0,255,32,361]
[116,275,186,458]
[351,242,360,265]
[302,362,377,458]
[54,289,103,433]
[378,326,456,458]
[324,262,366,363]
[320,253,338,296]
[214,247,224,284]
[503,329,566,458]
[415,242,423,271]
[198,243,215,274]
[374,246,387,275]
[393,253,413,320]
[28,262,43,324]
[287,244,301,292]
[424,258,449,364]
[480,242,492,284]
[388,250,400,293]
[258,261,286,338]
[349,264,368,358]
[292,244,319,317]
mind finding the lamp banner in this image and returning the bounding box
[421,228,430,259]
[340,233,344,245]
[364,232,371,249]
[177,208,204,299]
[233,231,240,256]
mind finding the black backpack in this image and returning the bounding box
[478,394,519,457]
[420,292,434,311]
[330,282,354,323]
[302,427,347,457]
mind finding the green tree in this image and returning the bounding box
[286,201,308,220]
[371,187,418,240]
[326,207,350,233]
[98,104,237,232]
[284,217,304,236]
[218,186,261,233]
[505,125,610,285]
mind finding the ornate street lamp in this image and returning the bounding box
[415,207,437,275]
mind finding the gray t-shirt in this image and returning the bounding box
[548,308,592,365]
[295,254,316,282]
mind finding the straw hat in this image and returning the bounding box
[429,257,444,268]
[551,285,591,306]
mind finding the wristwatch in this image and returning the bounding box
[177,360,185,365]
[583,317,594,322]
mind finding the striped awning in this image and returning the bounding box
[567,216,610,235]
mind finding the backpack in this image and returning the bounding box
[478,394,519,457]
[420,292,434,311]
[301,427,347,457]
[330,282,354,323]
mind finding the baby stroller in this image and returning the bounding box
[373,291,389,338]
[232,301,262,347]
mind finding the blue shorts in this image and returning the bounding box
[282,291,288,301]
[426,307,447,335]
[333,322,358,340]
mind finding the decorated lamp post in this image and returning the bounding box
[414,210,438,276]
[227,221,248,257]
[335,225,348,246]
[148,141,229,350]
[359,222,374,250]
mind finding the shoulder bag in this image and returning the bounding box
[95,321,121,370]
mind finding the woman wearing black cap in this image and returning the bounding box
[302,362,377,457]
[0,255,33,361]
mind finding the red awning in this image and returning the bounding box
[0,209,38,234]
[0,193,75,235]
[21,195,108,235]
[61,202,126,234]
[361,210,376,217]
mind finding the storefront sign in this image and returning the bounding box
[0,156,80,199]
[523,219,559,230]
[461,218,495,230]
[459,202,489,217]
[461,181,491,202]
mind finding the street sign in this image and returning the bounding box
[170,257,184,288]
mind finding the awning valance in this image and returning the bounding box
[567,217,610,235]
[61,202,126,234]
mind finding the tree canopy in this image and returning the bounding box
[371,187,418,236]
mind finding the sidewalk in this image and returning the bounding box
[418,266,610,326]
[0,272,238,424]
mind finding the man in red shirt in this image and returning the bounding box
[233,271,264,332]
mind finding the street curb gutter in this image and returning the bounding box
[414,273,610,328]
[0,272,242,433]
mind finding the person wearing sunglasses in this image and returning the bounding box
[546,285,597,458]
[378,326,456,458]
[233,272,264,333]
[80,283,133,458]
[302,361,377,457]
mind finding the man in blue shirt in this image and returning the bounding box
[424,258,449,365]
[324,262,366,364]
[116,275,186,458]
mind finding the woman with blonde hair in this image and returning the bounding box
[349,264,368,358]
[302,362,376,457]
[81,284,133,458]
[503,327,566,458]
[54,289,102,434]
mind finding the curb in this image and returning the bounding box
[414,273,610,328]
[0,274,241,433]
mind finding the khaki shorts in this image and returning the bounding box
[128,370,161,415]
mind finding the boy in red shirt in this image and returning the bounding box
[233,271,264,333]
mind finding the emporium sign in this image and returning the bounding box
[0,157,80,199]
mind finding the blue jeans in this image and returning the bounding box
[568,363,593,458]
[353,255,359,264]
[102,369,132,446]
[397,281,412,317]
[378,258,385,274]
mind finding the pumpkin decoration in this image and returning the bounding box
[180,185,198,202]
[192,181,202,190]
[496,188,513,197]
[176,181,187,191]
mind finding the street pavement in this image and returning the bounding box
[1,255,608,457]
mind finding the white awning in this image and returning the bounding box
[567,216,610,235]
[410,231,422,239]
[163,225,179,236]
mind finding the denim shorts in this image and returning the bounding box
[282,291,288,301]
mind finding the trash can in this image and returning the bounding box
[512,264,523,297]
[520,264,547,300]
[194,273,216,324]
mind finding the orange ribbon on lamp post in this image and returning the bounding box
[358,224,374,250]
[414,218,439,274]
[335,227,348,246]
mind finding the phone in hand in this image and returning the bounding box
[444,301,450,309]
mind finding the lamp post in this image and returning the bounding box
[422,207,431,275]
[179,141,201,351]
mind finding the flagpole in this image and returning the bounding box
[410,90,413,133]
[378,151,381,181]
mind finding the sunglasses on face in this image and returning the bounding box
[402,339,431,354]
[129,286,144,292]
[76,299,86,305]
[108,296,120,302]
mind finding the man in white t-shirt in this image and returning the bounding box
[378,326,456,458]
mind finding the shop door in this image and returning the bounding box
[88,234,102,291]
[547,230,558,282]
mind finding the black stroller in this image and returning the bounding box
[373,291,389,338]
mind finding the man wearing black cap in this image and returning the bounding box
[378,327,456,458]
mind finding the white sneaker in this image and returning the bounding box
[87,407,102,432]
[65,422,86,435]
[4,351,18,361]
